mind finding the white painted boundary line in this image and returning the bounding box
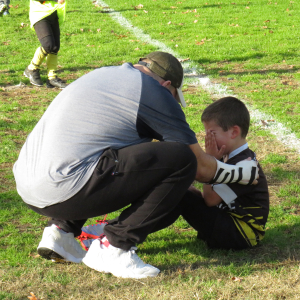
[96,0,300,154]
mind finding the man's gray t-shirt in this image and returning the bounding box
[13,63,197,208]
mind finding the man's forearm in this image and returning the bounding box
[189,143,258,185]
[189,143,217,183]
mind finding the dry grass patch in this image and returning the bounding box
[3,258,300,299]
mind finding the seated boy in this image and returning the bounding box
[151,96,269,250]
[181,96,270,249]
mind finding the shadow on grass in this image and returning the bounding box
[207,67,300,78]
[143,221,300,274]
[195,51,300,66]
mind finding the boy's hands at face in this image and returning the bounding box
[205,131,226,160]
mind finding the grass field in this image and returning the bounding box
[1,0,300,299]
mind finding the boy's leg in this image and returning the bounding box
[205,212,249,250]
[24,46,47,86]
[44,11,67,89]
[181,190,249,250]
[151,189,249,250]
[24,16,53,86]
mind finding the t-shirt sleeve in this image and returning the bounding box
[213,184,238,205]
[136,74,197,145]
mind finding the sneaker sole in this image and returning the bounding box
[47,83,66,90]
[38,247,65,261]
[82,256,160,279]
[46,81,55,89]
[37,240,85,263]
[23,71,43,87]
[46,82,65,90]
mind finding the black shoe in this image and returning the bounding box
[47,77,67,89]
[24,67,43,87]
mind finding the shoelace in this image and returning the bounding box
[76,215,108,250]
[99,234,110,247]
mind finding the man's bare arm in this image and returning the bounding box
[188,142,259,185]
[188,143,217,183]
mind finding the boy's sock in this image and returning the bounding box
[46,53,58,79]
[28,47,47,70]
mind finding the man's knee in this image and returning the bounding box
[173,142,197,173]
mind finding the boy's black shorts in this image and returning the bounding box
[151,190,250,250]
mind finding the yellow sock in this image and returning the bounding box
[28,47,47,70]
[46,53,58,79]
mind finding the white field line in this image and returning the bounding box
[96,0,300,154]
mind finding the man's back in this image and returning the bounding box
[13,63,196,208]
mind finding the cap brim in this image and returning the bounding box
[175,84,186,108]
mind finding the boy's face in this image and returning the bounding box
[203,120,232,152]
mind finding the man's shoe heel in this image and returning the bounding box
[38,247,65,260]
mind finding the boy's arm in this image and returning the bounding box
[202,184,223,207]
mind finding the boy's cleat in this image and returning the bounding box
[0,4,6,15]
[82,236,160,279]
[24,67,43,87]
[3,10,9,16]
[47,77,67,89]
[37,225,86,263]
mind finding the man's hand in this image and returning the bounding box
[205,131,226,160]
[58,0,65,4]
[209,157,259,185]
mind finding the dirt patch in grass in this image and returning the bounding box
[0,164,14,193]
[0,84,59,106]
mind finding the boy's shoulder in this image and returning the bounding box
[226,147,255,165]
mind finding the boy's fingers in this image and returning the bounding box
[218,144,226,156]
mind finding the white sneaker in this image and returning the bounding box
[37,225,86,263]
[82,237,160,279]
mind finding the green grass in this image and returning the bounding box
[1,0,300,299]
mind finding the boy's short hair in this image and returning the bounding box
[201,97,250,138]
